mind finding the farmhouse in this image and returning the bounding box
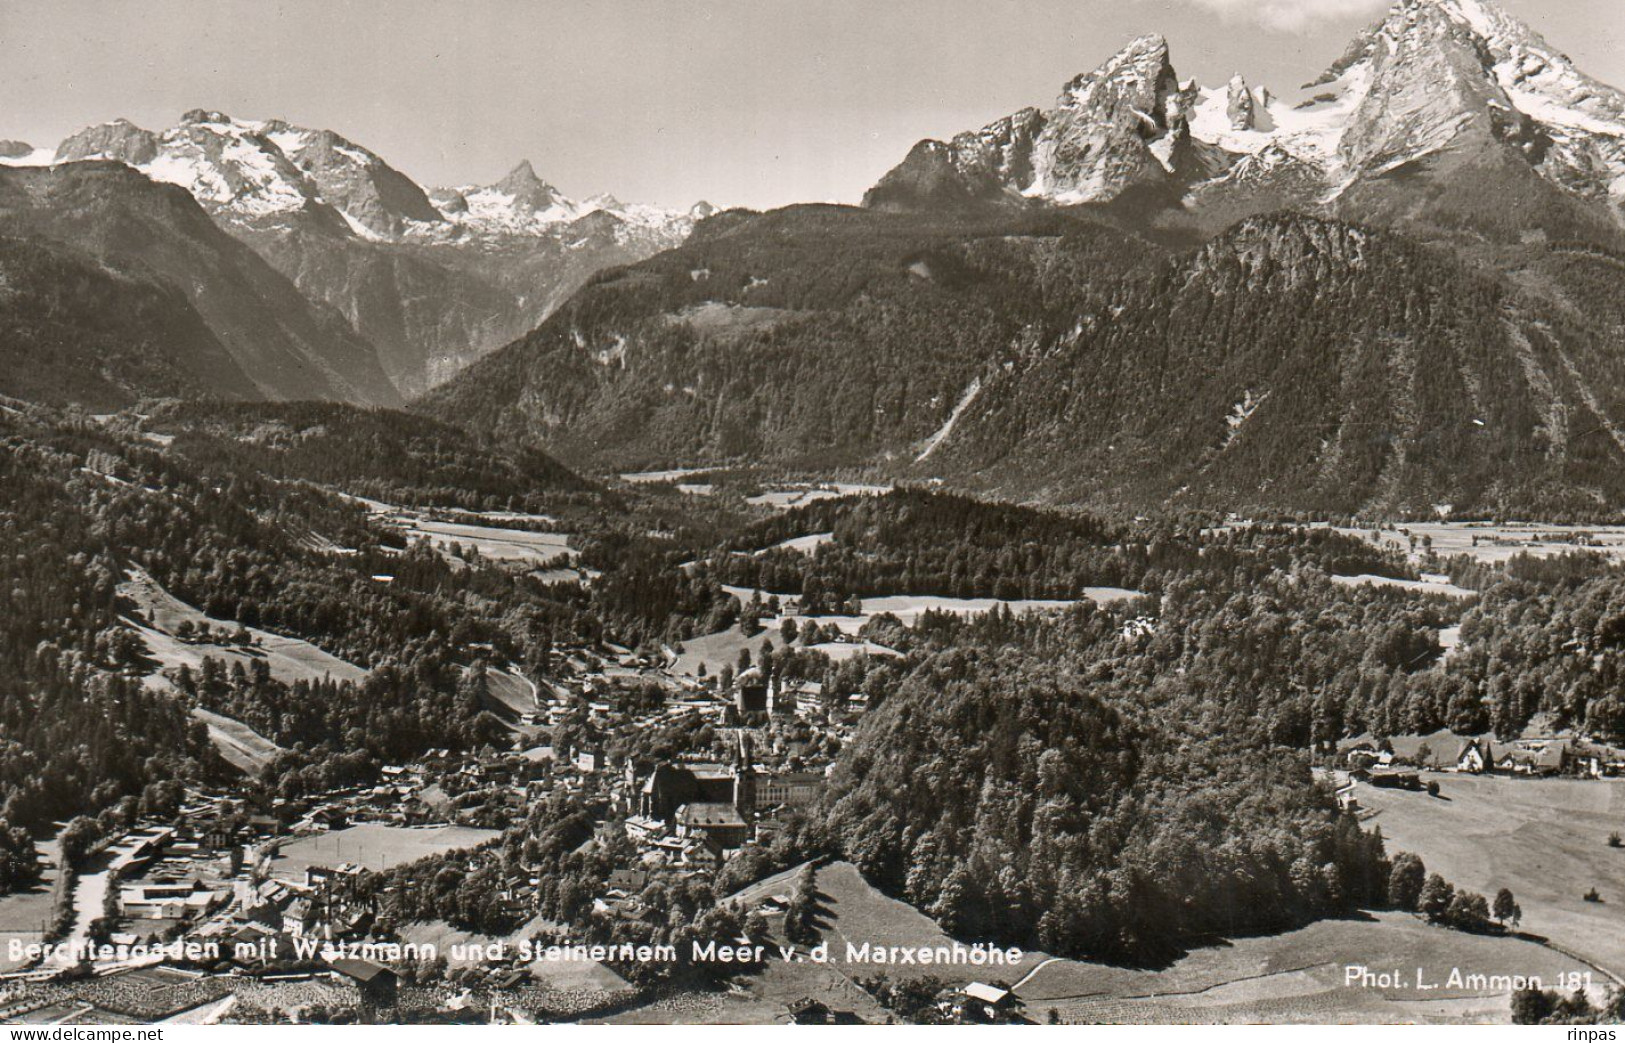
[943,982,1021,1024]
[1456,738,1571,777]
[1457,738,1490,774]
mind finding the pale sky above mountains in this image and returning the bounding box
[2,0,1620,210]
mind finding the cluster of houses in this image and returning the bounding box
[1340,733,1625,781]
[784,983,1023,1025]
[12,634,888,1023]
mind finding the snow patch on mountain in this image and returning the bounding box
[1224,389,1270,448]
[0,146,58,168]
[41,113,712,248]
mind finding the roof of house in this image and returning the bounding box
[329,957,395,984]
[678,803,746,828]
[609,869,650,891]
[964,982,1011,1005]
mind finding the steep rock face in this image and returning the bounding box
[863,140,985,211]
[257,120,444,236]
[1226,76,1258,131]
[865,37,1208,209]
[1427,0,1625,202]
[56,119,161,166]
[1030,35,1192,202]
[232,216,525,394]
[0,162,400,405]
[1333,2,1539,178]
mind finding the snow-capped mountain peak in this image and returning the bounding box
[1301,0,1625,200]
[443,161,578,234]
[1030,33,1188,201]
[431,165,708,245]
[48,111,445,234]
[56,112,318,220]
[491,160,569,211]
[867,0,1625,215]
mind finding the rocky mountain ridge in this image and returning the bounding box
[866,0,1625,234]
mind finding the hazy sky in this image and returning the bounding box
[2,0,1621,210]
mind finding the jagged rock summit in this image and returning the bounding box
[429,158,704,242]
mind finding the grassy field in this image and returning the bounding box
[720,587,1143,624]
[117,568,352,771]
[405,518,577,565]
[120,568,365,686]
[603,860,1030,1024]
[1016,912,1583,1025]
[1358,774,1625,982]
[689,859,1589,1025]
[1328,523,1625,566]
[1331,575,1478,599]
[602,958,888,1025]
[670,589,1142,678]
[726,861,1046,985]
[190,708,283,773]
[477,667,541,718]
[0,836,61,972]
[268,825,498,880]
[744,484,891,510]
[619,468,716,484]
[754,532,834,556]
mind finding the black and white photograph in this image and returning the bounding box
[1,0,1624,1030]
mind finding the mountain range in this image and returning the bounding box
[1,111,710,400]
[421,0,1625,517]
[7,0,1625,517]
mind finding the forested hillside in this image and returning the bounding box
[418,205,1159,472]
[145,401,600,514]
[0,407,709,824]
[708,488,1412,603]
[421,204,1625,519]
[0,236,257,408]
[0,162,399,405]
